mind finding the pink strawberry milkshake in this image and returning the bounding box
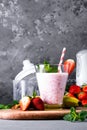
[36,72,68,105]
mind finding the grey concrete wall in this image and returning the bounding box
[0,0,87,103]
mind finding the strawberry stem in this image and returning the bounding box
[33,91,37,98]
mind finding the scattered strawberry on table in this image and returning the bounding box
[77,92,87,100]
[64,84,87,107]
[69,85,81,95]
[82,85,87,93]
[30,97,44,110]
[19,96,31,111]
[63,59,87,107]
[19,95,45,111]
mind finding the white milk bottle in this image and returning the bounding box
[76,49,87,86]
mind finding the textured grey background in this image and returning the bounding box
[0,0,87,103]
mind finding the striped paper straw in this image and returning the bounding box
[58,47,66,72]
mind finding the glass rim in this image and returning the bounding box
[35,64,69,73]
[35,64,66,65]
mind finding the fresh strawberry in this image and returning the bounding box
[81,99,87,106]
[65,92,75,97]
[19,96,31,111]
[31,97,44,110]
[77,92,87,100]
[69,85,81,95]
[82,85,87,93]
[64,59,75,75]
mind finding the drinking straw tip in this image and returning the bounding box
[58,47,67,72]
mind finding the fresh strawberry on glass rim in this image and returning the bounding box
[64,59,76,75]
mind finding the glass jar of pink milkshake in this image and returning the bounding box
[35,64,68,106]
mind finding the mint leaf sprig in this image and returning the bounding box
[63,107,87,122]
[0,100,19,109]
[37,60,58,73]
[44,60,58,73]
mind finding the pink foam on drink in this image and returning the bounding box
[36,72,68,105]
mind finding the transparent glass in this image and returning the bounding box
[13,73,39,101]
[35,64,68,105]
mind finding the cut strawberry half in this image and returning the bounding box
[19,96,31,111]
[64,59,76,75]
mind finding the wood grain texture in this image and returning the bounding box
[0,107,87,120]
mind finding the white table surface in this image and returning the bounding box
[0,120,87,130]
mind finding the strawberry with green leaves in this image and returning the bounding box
[19,91,45,111]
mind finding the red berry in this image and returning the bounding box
[65,92,75,97]
[19,96,31,111]
[78,92,87,100]
[31,97,44,110]
[82,85,87,93]
[64,59,75,75]
[81,99,87,106]
[69,85,81,95]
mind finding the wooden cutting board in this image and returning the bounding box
[0,107,87,120]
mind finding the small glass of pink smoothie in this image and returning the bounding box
[36,64,68,105]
